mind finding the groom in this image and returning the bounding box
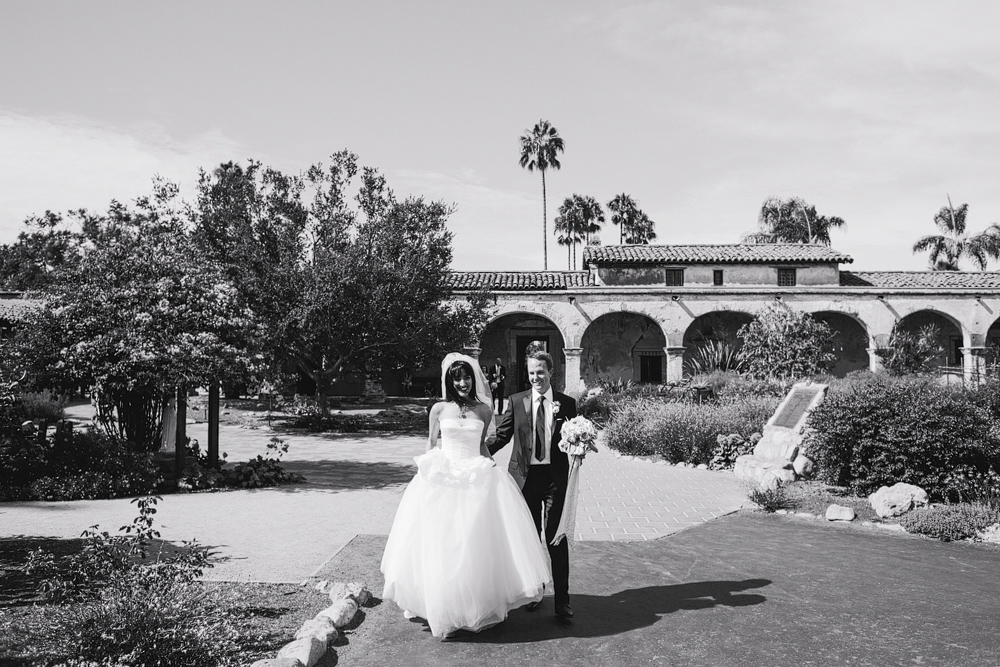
[488,349,576,618]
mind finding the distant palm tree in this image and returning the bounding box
[913,196,1000,270]
[742,196,845,245]
[554,217,575,270]
[519,120,564,270]
[554,194,604,269]
[577,195,605,247]
[607,193,656,244]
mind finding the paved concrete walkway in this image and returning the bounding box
[0,411,746,582]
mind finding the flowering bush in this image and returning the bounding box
[710,432,761,470]
[898,503,1000,541]
[559,416,599,459]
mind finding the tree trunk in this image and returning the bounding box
[541,170,548,270]
[207,381,220,468]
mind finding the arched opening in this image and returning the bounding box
[579,312,666,387]
[682,310,754,377]
[897,310,963,369]
[987,316,1000,368]
[811,311,870,377]
[479,312,567,394]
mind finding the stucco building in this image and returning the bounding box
[448,244,1000,397]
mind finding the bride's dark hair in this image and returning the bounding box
[444,360,478,404]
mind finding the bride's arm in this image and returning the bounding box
[427,402,444,451]
[477,404,495,459]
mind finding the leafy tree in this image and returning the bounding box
[519,119,565,270]
[283,153,490,414]
[607,193,657,244]
[912,196,1000,270]
[742,196,845,245]
[13,180,259,450]
[553,194,603,270]
[874,322,944,375]
[737,304,837,381]
[0,211,89,290]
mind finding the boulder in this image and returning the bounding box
[328,581,371,606]
[277,636,326,667]
[250,659,303,667]
[825,504,856,522]
[696,463,708,470]
[792,454,814,477]
[734,455,794,487]
[295,617,339,644]
[317,598,358,628]
[869,483,929,518]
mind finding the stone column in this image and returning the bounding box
[665,346,686,383]
[960,347,989,384]
[866,347,884,373]
[562,347,584,397]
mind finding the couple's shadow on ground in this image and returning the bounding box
[438,579,770,643]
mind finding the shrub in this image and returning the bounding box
[710,432,761,470]
[22,497,256,666]
[20,391,67,422]
[578,388,612,428]
[684,339,745,376]
[738,304,837,381]
[222,437,304,489]
[745,482,794,513]
[898,503,1000,541]
[605,395,777,463]
[875,322,943,376]
[805,376,1000,501]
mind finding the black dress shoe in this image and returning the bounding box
[525,600,541,612]
[554,603,574,618]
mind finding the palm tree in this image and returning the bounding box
[519,120,564,270]
[578,195,605,246]
[554,216,575,270]
[607,194,657,244]
[742,196,845,245]
[913,196,1000,270]
[554,194,604,269]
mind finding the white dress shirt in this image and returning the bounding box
[529,387,554,465]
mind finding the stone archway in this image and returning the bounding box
[897,310,963,368]
[479,312,567,394]
[812,311,870,377]
[579,312,666,387]
[682,310,754,377]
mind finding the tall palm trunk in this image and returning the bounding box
[541,170,548,270]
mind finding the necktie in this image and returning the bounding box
[534,396,546,461]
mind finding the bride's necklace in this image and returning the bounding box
[459,402,469,419]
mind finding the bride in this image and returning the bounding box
[380,353,551,638]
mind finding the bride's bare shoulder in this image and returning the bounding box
[430,401,449,416]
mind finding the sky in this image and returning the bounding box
[2,1,1000,272]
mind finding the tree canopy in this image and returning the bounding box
[606,193,656,245]
[742,196,845,245]
[519,119,565,270]
[553,194,604,270]
[912,197,1000,270]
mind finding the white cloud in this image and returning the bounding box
[0,110,248,241]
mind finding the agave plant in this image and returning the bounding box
[683,339,746,376]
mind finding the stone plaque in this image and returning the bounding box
[771,386,822,429]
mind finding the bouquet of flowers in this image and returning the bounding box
[558,416,599,460]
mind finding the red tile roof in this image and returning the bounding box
[446,271,594,291]
[583,244,853,265]
[840,271,1000,289]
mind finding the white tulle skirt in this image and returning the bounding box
[380,447,552,637]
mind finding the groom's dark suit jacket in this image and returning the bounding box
[488,389,578,491]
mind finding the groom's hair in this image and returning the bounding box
[526,350,554,371]
[444,360,478,403]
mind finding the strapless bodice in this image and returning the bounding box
[439,418,486,461]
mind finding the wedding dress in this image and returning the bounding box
[380,417,551,637]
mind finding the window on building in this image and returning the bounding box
[665,268,684,287]
[713,270,724,286]
[639,353,664,383]
[777,268,797,287]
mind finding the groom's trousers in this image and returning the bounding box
[522,464,570,606]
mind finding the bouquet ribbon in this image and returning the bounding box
[551,455,582,547]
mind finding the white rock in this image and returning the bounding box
[277,636,325,667]
[792,454,814,477]
[975,523,1000,544]
[869,483,929,518]
[251,658,305,667]
[317,598,358,628]
[313,579,330,593]
[295,617,339,644]
[328,581,371,606]
[656,460,668,465]
[775,509,789,515]
[874,522,907,532]
[825,504,856,521]
[696,463,708,470]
